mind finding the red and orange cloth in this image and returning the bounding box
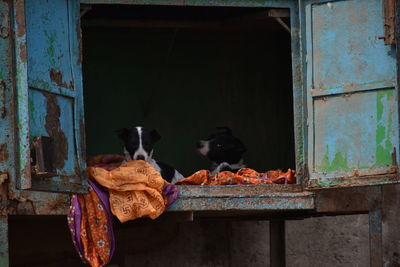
[176,168,296,185]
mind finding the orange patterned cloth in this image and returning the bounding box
[176,168,296,185]
[76,184,112,267]
[87,160,168,223]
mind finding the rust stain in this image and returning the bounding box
[15,0,25,37]
[19,42,26,63]
[0,6,9,38]
[42,194,70,214]
[8,193,70,215]
[44,93,68,169]
[0,172,7,185]
[0,143,8,162]
[309,172,400,190]
[49,69,68,88]
[392,147,397,167]
[22,160,31,187]
[0,80,6,119]
[383,0,396,45]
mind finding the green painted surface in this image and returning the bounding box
[319,145,352,172]
[375,90,394,167]
[44,30,57,69]
[82,24,295,176]
[316,180,341,187]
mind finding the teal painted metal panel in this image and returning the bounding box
[168,185,315,211]
[14,0,87,193]
[311,1,396,91]
[300,0,400,188]
[0,1,11,265]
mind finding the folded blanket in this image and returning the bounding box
[175,168,296,185]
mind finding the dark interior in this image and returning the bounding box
[81,5,295,177]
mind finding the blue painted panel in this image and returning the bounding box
[13,0,87,193]
[25,0,75,94]
[313,89,398,178]
[29,89,77,176]
[301,0,400,187]
[311,0,396,90]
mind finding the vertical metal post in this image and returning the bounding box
[0,215,9,267]
[270,220,285,267]
[369,209,383,267]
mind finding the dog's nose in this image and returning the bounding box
[196,141,204,149]
[136,155,145,160]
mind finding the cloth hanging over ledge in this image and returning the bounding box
[67,179,115,267]
[87,160,171,223]
[68,155,179,267]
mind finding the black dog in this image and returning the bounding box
[196,127,247,175]
[116,126,184,183]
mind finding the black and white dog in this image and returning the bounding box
[116,126,184,183]
[196,127,247,175]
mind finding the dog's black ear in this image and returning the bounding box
[216,127,232,135]
[115,128,130,142]
[151,129,161,143]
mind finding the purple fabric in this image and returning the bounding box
[88,179,115,257]
[67,195,86,263]
[67,179,115,263]
[162,184,179,207]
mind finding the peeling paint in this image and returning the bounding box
[319,145,352,172]
[0,3,9,38]
[309,173,400,189]
[0,80,6,119]
[375,90,394,167]
[44,93,68,169]
[382,0,396,45]
[19,43,26,63]
[49,68,67,88]
[169,185,315,211]
[0,143,8,163]
[15,0,25,37]
[0,172,7,185]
